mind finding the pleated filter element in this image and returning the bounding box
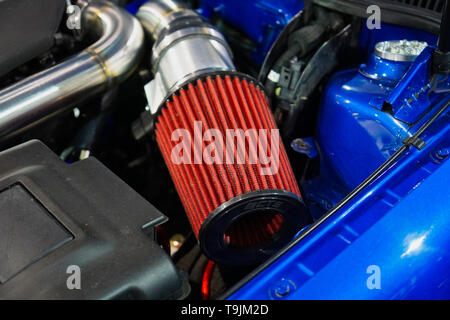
[155,74,309,266]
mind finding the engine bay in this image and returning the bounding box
[0,0,448,300]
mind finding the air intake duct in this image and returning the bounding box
[137,0,310,266]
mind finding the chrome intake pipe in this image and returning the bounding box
[136,0,187,41]
[0,0,144,138]
[136,0,235,114]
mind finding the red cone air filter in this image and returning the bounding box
[155,73,309,266]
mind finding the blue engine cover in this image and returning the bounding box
[310,25,448,210]
[317,49,446,191]
[197,0,303,64]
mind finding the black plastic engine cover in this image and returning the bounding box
[0,0,66,77]
[0,140,188,299]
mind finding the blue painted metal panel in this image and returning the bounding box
[385,49,449,125]
[197,0,303,64]
[292,159,450,299]
[297,25,444,218]
[314,45,449,199]
[229,100,450,299]
[316,66,407,191]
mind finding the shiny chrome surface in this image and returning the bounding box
[136,0,190,41]
[374,39,428,62]
[150,27,230,67]
[0,0,144,138]
[137,0,235,114]
[145,27,234,113]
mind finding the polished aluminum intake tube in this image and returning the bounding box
[0,0,144,138]
[136,0,188,41]
[137,0,235,114]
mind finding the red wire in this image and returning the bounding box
[201,260,216,300]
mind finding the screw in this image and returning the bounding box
[274,282,291,297]
[293,138,307,150]
[436,148,449,160]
